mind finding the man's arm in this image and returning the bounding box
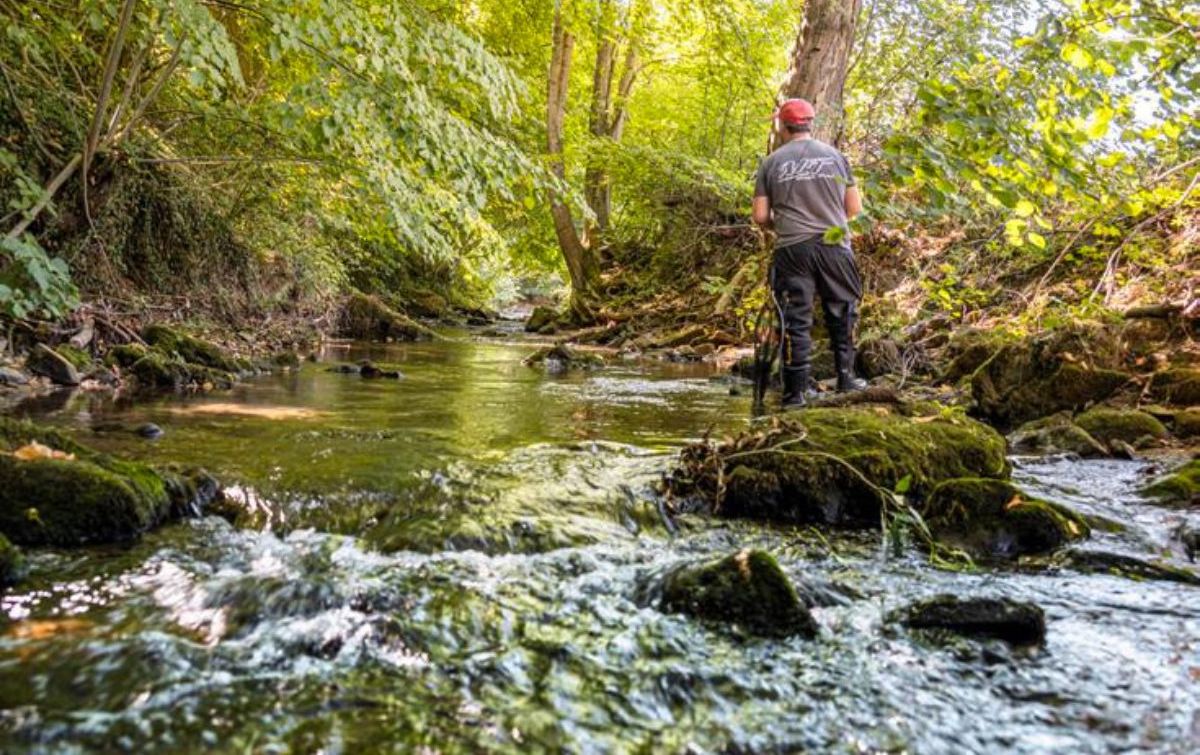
[752,195,772,227]
[844,186,862,220]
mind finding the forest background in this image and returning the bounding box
[1,0,1196,341]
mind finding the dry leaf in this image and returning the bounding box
[913,416,939,424]
[1004,494,1024,510]
[11,441,75,462]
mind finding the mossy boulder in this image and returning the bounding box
[143,324,240,372]
[0,419,220,546]
[855,336,905,379]
[1063,549,1199,585]
[339,292,436,342]
[1149,369,1200,406]
[940,328,1009,384]
[921,478,1089,559]
[26,344,81,386]
[1173,408,1200,439]
[1074,407,1167,448]
[1142,459,1200,509]
[968,326,1130,427]
[522,344,603,372]
[0,533,24,587]
[55,344,94,371]
[656,550,818,638]
[106,342,149,368]
[1008,413,1107,457]
[892,595,1045,645]
[666,407,1009,527]
[524,305,559,334]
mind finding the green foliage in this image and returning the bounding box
[0,235,78,319]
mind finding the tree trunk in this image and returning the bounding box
[772,0,861,150]
[547,6,598,319]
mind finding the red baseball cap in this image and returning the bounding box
[776,98,816,124]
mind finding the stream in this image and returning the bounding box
[0,332,1197,753]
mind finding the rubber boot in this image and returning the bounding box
[828,304,868,393]
[781,367,815,409]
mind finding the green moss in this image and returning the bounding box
[339,291,436,342]
[921,478,1089,560]
[1143,459,1200,508]
[106,343,149,368]
[55,344,93,370]
[1150,369,1200,406]
[892,595,1045,645]
[690,408,1010,527]
[143,324,240,372]
[1173,408,1200,439]
[1064,549,1200,585]
[1008,413,1107,457]
[0,418,219,546]
[659,549,818,638]
[968,326,1131,427]
[130,351,192,389]
[1074,408,1167,446]
[940,329,1009,384]
[0,533,24,587]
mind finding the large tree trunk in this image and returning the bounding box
[547,7,599,320]
[771,0,861,150]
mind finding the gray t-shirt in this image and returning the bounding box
[754,138,855,249]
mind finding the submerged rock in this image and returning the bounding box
[1074,408,1167,448]
[0,533,24,587]
[1062,549,1200,585]
[0,366,30,386]
[522,344,603,372]
[1141,459,1199,508]
[1008,413,1107,458]
[0,419,220,546]
[654,549,818,639]
[921,478,1089,559]
[892,595,1046,645]
[26,344,81,386]
[338,291,436,342]
[666,407,1008,527]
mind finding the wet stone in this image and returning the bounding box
[651,549,819,639]
[0,366,30,386]
[1141,458,1200,509]
[1008,413,1107,458]
[892,595,1046,646]
[26,344,81,386]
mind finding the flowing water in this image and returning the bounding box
[1,332,1197,753]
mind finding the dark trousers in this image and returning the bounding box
[771,239,863,376]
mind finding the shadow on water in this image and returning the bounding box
[1,337,1198,752]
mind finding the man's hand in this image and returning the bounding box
[752,195,772,227]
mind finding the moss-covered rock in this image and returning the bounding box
[1173,408,1200,439]
[855,336,904,379]
[1063,549,1200,585]
[106,342,149,368]
[1142,459,1200,508]
[522,344,604,372]
[1149,369,1200,406]
[524,305,559,333]
[921,478,1089,559]
[666,407,1009,527]
[891,595,1045,645]
[26,343,81,386]
[143,324,240,372]
[1074,408,1167,447]
[0,419,220,546]
[339,292,436,342]
[656,550,818,638]
[1007,413,1107,457]
[0,533,24,587]
[55,344,93,371]
[967,325,1131,427]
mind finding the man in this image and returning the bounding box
[752,98,867,408]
